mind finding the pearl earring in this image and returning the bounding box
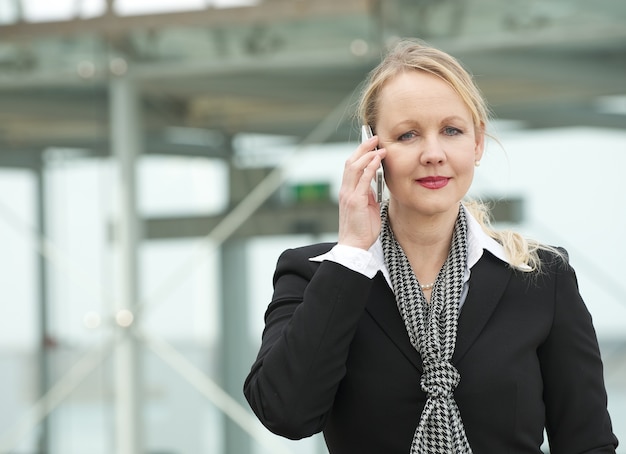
[474,160,481,167]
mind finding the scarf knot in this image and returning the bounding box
[421,361,460,398]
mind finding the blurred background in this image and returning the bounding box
[0,0,625,453]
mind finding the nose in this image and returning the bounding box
[419,135,446,165]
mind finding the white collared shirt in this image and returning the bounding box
[309,205,510,309]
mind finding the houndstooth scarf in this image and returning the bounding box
[380,201,473,454]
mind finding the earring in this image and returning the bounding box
[474,160,481,167]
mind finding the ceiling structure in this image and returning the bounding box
[0,0,624,167]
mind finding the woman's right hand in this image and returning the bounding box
[337,135,387,250]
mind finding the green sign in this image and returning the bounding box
[289,182,331,203]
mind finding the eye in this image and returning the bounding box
[443,126,463,136]
[398,131,417,141]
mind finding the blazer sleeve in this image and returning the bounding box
[243,246,375,440]
[538,256,619,453]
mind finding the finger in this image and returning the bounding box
[342,149,381,190]
[360,135,379,155]
[345,135,379,166]
[355,153,383,198]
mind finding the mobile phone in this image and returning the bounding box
[361,125,385,203]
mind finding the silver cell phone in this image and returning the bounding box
[361,125,384,203]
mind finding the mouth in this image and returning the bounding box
[416,176,450,189]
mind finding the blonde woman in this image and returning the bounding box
[244,39,618,453]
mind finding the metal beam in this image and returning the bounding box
[143,201,339,240]
[34,163,50,454]
[0,0,371,41]
[220,238,252,454]
[109,60,143,454]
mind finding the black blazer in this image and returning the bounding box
[244,242,618,453]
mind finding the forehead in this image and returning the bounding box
[377,70,471,118]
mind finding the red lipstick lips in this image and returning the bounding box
[417,176,449,189]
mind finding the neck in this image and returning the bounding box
[388,201,460,247]
[387,201,461,280]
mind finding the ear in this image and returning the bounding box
[474,123,485,162]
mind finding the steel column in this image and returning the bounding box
[109,59,143,454]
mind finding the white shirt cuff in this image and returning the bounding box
[309,244,380,279]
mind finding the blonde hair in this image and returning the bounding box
[462,199,555,272]
[358,38,555,272]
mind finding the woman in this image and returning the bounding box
[243,39,618,453]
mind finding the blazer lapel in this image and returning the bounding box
[365,273,423,372]
[364,253,511,373]
[453,252,512,365]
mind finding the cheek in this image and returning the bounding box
[382,160,405,184]
[458,153,477,169]
[457,162,477,191]
[382,151,415,176]
[453,160,476,185]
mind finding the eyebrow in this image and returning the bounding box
[392,115,471,129]
[440,115,471,124]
